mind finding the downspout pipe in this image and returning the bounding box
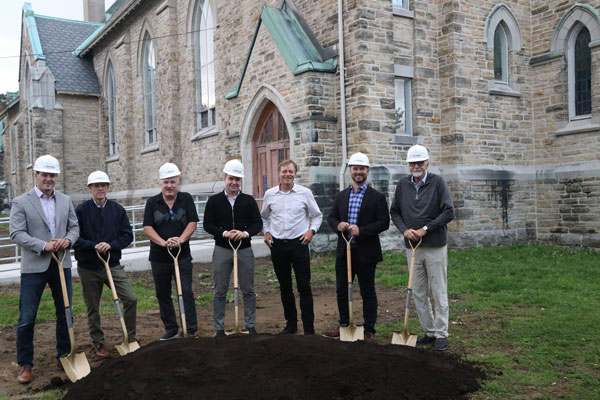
[337,0,348,191]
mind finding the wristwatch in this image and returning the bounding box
[423,226,428,232]
[310,229,316,235]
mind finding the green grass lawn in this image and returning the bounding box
[0,280,158,328]
[375,244,600,399]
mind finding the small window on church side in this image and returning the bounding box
[142,33,157,147]
[194,0,216,133]
[106,61,117,156]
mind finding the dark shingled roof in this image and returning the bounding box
[35,16,101,94]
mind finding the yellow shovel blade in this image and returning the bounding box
[340,324,364,342]
[225,328,249,335]
[115,340,141,356]
[60,351,91,383]
[391,331,417,347]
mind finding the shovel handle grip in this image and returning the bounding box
[52,251,71,308]
[167,245,181,261]
[97,250,120,302]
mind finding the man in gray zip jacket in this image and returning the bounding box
[389,145,454,351]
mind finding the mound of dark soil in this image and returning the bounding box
[64,334,485,400]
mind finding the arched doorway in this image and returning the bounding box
[253,102,290,199]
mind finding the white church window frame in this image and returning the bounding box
[142,32,157,149]
[393,65,413,140]
[392,0,413,19]
[485,5,522,97]
[493,23,508,84]
[24,63,33,167]
[567,24,592,120]
[193,0,217,139]
[105,61,118,157]
[10,128,17,174]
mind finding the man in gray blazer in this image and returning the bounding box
[9,155,79,384]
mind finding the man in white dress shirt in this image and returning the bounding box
[261,160,323,335]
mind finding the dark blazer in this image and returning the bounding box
[327,185,390,264]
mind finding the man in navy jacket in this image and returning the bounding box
[73,171,135,357]
[203,160,262,337]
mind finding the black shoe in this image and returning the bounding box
[279,326,298,335]
[212,330,226,338]
[303,324,315,335]
[160,331,180,341]
[416,335,436,345]
[247,327,258,336]
[434,338,448,351]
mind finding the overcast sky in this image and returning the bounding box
[0,0,117,95]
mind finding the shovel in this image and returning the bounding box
[392,238,422,346]
[50,251,91,383]
[340,234,364,342]
[226,239,247,335]
[167,246,188,338]
[95,250,140,355]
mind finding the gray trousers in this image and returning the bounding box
[77,265,137,345]
[405,245,449,338]
[212,245,256,330]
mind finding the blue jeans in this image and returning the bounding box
[17,260,72,367]
[335,250,378,334]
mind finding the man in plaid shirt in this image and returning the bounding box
[325,152,390,342]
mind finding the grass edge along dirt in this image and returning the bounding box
[1,244,598,399]
[380,244,599,400]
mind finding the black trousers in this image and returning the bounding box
[335,250,377,334]
[151,258,197,335]
[270,238,314,330]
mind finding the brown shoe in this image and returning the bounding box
[323,328,340,339]
[95,344,110,358]
[17,365,32,384]
[364,332,375,343]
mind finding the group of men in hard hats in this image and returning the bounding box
[9,144,454,384]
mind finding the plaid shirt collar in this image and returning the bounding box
[347,183,368,226]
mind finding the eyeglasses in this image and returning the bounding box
[408,161,425,167]
[169,209,174,221]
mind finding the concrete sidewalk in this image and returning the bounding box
[0,238,270,285]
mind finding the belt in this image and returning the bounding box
[272,236,302,244]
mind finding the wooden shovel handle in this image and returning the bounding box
[51,251,70,308]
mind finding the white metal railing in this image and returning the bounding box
[0,199,212,264]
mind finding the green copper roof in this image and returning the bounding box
[73,24,105,56]
[226,5,337,100]
[23,3,45,60]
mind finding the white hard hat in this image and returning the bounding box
[33,155,60,174]
[348,152,370,167]
[159,163,181,179]
[87,171,110,185]
[223,159,244,178]
[406,145,429,163]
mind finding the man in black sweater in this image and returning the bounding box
[203,160,262,337]
[390,145,454,351]
[73,171,135,357]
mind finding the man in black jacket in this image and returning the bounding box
[390,145,454,351]
[325,152,390,342]
[203,160,263,337]
[73,171,135,357]
[143,163,199,341]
